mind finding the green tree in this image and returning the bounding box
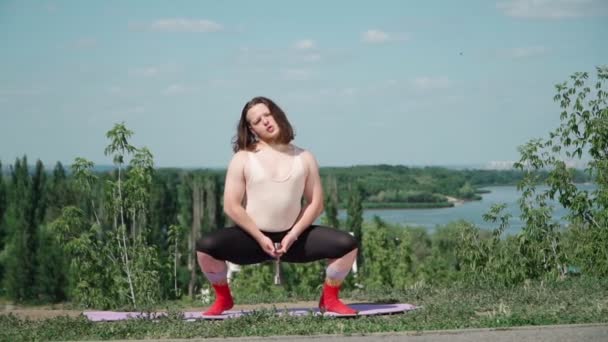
[0,161,6,259]
[51,123,162,308]
[35,223,68,302]
[30,160,47,228]
[34,161,72,301]
[3,157,38,301]
[104,123,138,305]
[346,183,363,245]
[176,172,194,297]
[360,216,394,289]
[50,206,117,308]
[322,176,340,228]
[167,224,185,298]
[104,124,161,307]
[515,66,608,277]
[45,162,72,221]
[204,173,224,231]
[457,181,476,199]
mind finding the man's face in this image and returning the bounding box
[246,103,280,142]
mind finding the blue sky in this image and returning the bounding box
[1,0,606,169]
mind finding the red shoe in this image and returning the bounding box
[203,283,234,316]
[318,283,358,315]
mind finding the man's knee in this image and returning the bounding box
[196,235,217,254]
[339,233,358,253]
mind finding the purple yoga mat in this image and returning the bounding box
[83,303,417,321]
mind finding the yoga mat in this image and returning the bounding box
[83,303,418,321]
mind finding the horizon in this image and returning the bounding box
[0,158,592,173]
[2,1,606,168]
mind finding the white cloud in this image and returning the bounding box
[317,87,359,99]
[362,29,409,44]
[129,67,160,77]
[108,86,123,94]
[301,53,322,63]
[101,105,146,121]
[291,40,322,63]
[294,39,316,50]
[163,84,189,95]
[128,64,180,78]
[502,46,548,58]
[497,0,608,19]
[0,88,44,96]
[362,29,390,43]
[412,77,451,90]
[208,79,241,88]
[45,3,58,13]
[150,18,223,32]
[73,38,96,49]
[281,69,311,81]
[124,106,145,115]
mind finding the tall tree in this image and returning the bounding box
[323,175,340,228]
[36,222,68,302]
[51,123,162,308]
[3,156,35,301]
[0,161,7,288]
[515,66,608,277]
[0,161,7,250]
[104,123,138,304]
[346,183,363,246]
[204,174,221,232]
[45,162,71,221]
[188,173,205,298]
[30,160,47,228]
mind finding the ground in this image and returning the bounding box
[1,300,340,320]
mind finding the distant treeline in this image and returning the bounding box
[1,161,593,210]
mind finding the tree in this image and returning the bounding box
[3,156,38,301]
[346,183,363,245]
[204,173,223,232]
[45,162,71,221]
[36,222,68,302]
[515,66,608,277]
[104,123,138,305]
[187,173,207,298]
[167,224,185,298]
[51,123,162,308]
[361,216,394,289]
[36,161,71,301]
[322,175,340,228]
[0,161,6,252]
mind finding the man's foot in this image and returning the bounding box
[318,283,357,315]
[202,283,234,316]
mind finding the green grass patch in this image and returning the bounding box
[1,276,606,341]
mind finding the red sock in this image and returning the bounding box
[203,283,234,316]
[318,282,357,315]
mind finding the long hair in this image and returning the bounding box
[231,96,295,152]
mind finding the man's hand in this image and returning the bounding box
[257,235,279,258]
[277,232,298,256]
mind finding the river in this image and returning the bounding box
[335,184,597,235]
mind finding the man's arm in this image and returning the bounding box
[288,150,325,238]
[222,151,266,243]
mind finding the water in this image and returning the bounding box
[336,184,597,234]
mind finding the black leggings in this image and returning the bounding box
[196,225,358,265]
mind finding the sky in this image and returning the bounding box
[1,0,607,169]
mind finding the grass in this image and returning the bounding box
[1,276,606,341]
